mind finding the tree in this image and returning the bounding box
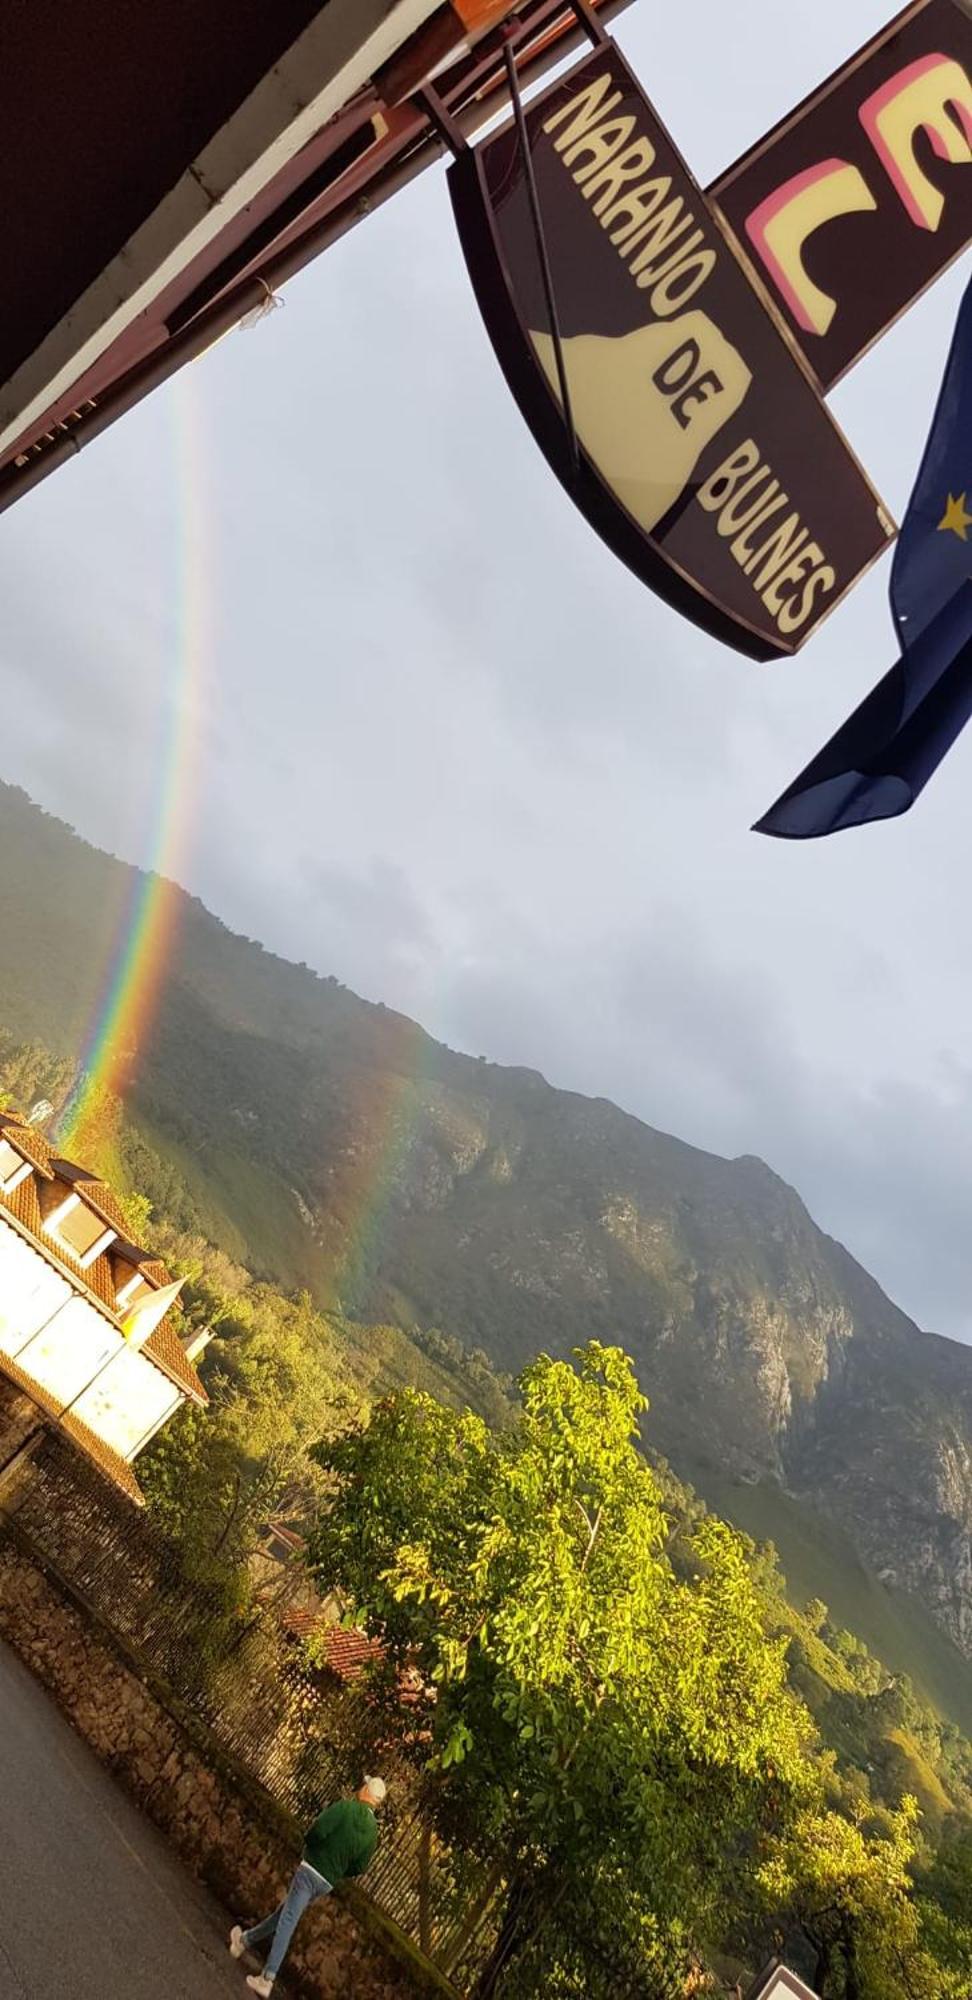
[913,1827,972,1996]
[757,1796,955,1999]
[309,1343,814,1996]
[140,1279,356,1637]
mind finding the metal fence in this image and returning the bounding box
[0,1405,738,1999]
[0,1408,508,1993]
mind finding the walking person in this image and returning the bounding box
[229,1775,387,1994]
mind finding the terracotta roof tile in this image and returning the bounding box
[0,1353,144,1505]
[77,1181,132,1238]
[1,1171,42,1235]
[281,1604,323,1641]
[0,1118,55,1177]
[140,1259,173,1287]
[143,1319,208,1405]
[320,1626,385,1682]
[84,1250,118,1311]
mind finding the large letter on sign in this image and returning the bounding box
[859,52,972,229]
[745,160,876,335]
[711,0,972,389]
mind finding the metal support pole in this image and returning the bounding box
[416,84,468,157]
[501,33,580,477]
[570,0,611,44]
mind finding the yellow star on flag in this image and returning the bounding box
[938,492,972,539]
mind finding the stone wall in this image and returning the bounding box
[0,1540,434,2000]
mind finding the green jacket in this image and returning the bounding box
[303,1798,379,1884]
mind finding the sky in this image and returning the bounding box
[1,0,971,1340]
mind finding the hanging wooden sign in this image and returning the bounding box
[450,40,894,661]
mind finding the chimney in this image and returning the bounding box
[183,1324,214,1366]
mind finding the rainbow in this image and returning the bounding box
[54,361,434,1323]
[57,375,211,1156]
[325,1011,432,1309]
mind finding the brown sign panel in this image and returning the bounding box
[450,43,892,661]
[711,0,972,392]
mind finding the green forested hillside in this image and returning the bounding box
[2,778,972,1707]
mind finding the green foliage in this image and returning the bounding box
[310,1344,814,1992]
[0,954,971,1993]
[914,1828,972,1992]
[0,1030,72,1116]
[757,1797,962,1998]
[136,1215,517,1648]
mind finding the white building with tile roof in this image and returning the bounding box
[0,1110,209,1503]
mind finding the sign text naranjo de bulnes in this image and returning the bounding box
[451,45,892,659]
[451,0,970,660]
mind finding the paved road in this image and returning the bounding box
[0,1639,254,1998]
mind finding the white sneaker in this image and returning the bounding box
[246,1979,274,1996]
[229,1925,247,1959]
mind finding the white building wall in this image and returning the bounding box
[77,1344,181,1458]
[0,1222,73,1353]
[0,1210,184,1461]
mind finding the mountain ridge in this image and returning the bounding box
[2,776,972,1670]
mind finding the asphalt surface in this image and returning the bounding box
[0,1638,255,1998]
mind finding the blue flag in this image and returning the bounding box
[755,271,972,840]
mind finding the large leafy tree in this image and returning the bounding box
[309,1343,813,1995]
[757,1796,962,2000]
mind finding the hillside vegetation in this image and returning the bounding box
[2,784,972,1701]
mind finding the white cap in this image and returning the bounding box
[362,1775,387,1804]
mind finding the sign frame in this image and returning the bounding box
[450,38,894,662]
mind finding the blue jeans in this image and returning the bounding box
[243,1860,333,1979]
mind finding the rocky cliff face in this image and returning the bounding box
[1,778,972,1654]
[321,1074,972,1658]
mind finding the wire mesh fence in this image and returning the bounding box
[0,1401,733,1999]
[0,1404,507,1993]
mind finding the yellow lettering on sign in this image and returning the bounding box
[543,74,624,153]
[563,113,636,177]
[744,160,876,335]
[649,245,716,314]
[628,199,695,280]
[604,175,673,244]
[530,313,751,532]
[697,441,836,635]
[860,52,972,230]
[580,137,658,216]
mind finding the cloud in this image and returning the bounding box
[1,0,971,1346]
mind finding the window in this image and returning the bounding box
[47,1195,113,1262]
[0,1138,28,1189]
[114,1266,150,1310]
